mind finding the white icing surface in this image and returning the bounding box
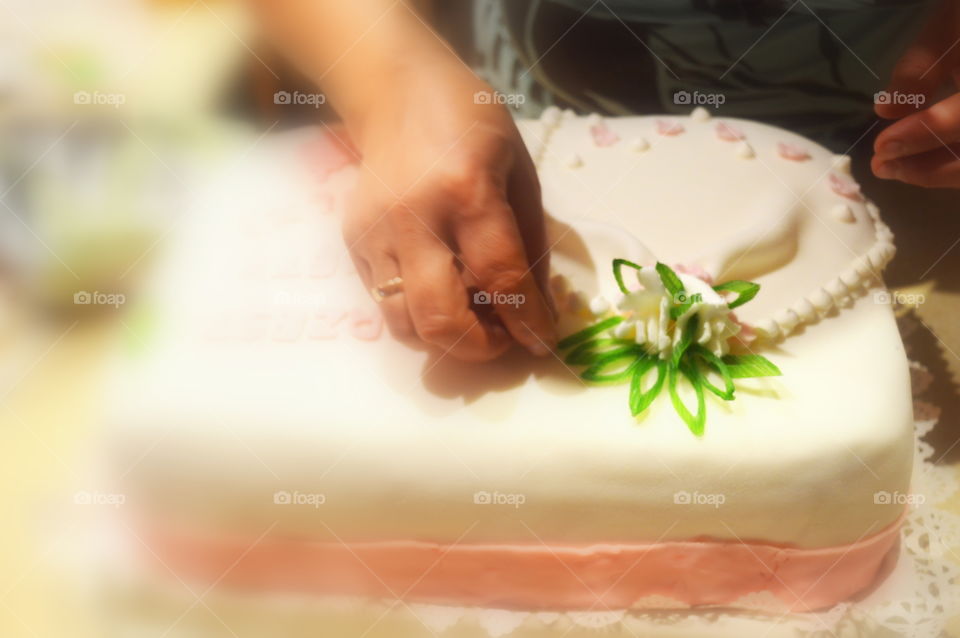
[94,362,959,638]
[108,113,912,552]
[527,109,895,339]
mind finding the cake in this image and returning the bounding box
[100,106,913,635]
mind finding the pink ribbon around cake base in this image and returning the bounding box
[141,513,903,613]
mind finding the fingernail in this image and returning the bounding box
[876,161,899,179]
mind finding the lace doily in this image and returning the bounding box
[344,360,959,638]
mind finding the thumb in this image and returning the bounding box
[876,0,957,120]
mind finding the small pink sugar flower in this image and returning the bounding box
[673,263,714,285]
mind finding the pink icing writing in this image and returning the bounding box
[300,127,360,182]
[308,252,339,279]
[272,256,303,279]
[309,310,347,340]
[349,306,384,341]
[273,311,308,342]
[204,307,383,342]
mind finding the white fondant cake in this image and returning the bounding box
[102,108,913,632]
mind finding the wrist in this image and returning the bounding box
[338,52,490,149]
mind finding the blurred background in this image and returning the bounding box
[0,0,957,636]
[0,2,261,635]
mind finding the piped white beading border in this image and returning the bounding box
[533,106,898,343]
[754,200,896,341]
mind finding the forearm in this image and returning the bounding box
[251,0,460,135]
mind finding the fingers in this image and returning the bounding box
[871,143,960,188]
[366,250,417,341]
[454,199,557,357]
[343,207,417,340]
[875,1,957,120]
[397,234,512,362]
[506,150,553,306]
[874,93,960,167]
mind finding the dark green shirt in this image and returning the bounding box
[470,0,935,149]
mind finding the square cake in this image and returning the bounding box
[101,107,913,635]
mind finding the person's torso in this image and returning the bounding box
[470,0,936,148]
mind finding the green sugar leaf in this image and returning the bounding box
[669,362,707,436]
[691,345,735,400]
[655,262,684,297]
[629,358,666,416]
[558,258,782,436]
[565,338,639,365]
[612,259,643,294]
[558,316,624,350]
[671,314,699,368]
[671,300,693,320]
[581,348,644,384]
[655,262,695,320]
[712,280,760,309]
[721,354,782,378]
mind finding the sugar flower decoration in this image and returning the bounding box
[558,260,781,436]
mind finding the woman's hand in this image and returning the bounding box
[872,0,960,188]
[255,0,556,361]
[343,60,555,361]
